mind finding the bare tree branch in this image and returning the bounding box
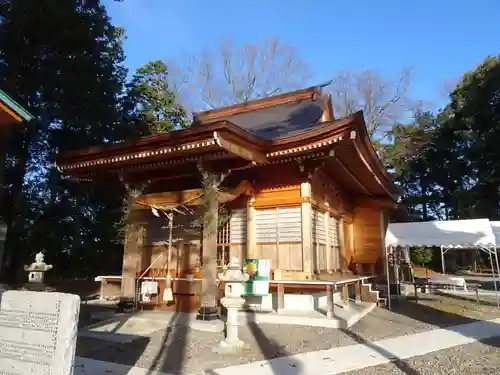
[329,68,415,139]
[168,37,312,113]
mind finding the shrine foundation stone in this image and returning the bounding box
[0,290,81,375]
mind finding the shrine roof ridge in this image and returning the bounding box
[192,83,329,123]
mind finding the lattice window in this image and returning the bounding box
[255,206,302,243]
[229,208,246,244]
[217,220,230,245]
[217,208,247,265]
[255,208,278,243]
[328,215,342,269]
[278,207,301,242]
[312,209,327,244]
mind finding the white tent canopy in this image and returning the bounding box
[386,219,496,248]
[490,221,500,245]
[384,219,500,310]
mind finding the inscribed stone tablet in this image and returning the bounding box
[0,290,81,375]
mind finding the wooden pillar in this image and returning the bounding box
[325,211,333,274]
[339,217,346,274]
[326,284,334,317]
[325,211,332,273]
[120,212,146,300]
[277,283,285,311]
[100,279,107,301]
[379,211,386,277]
[355,280,362,303]
[342,284,349,306]
[246,199,256,259]
[301,182,313,275]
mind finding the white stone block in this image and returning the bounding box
[0,290,81,375]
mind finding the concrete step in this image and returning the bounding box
[361,279,380,303]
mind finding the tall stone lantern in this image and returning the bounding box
[214,256,249,353]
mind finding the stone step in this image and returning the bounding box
[360,279,380,303]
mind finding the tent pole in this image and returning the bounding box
[440,245,446,274]
[494,245,500,308]
[488,249,498,307]
[386,245,391,310]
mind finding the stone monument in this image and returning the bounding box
[0,290,80,374]
[214,256,249,353]
[24,252,53,290]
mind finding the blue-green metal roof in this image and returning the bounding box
[0,89,33,122]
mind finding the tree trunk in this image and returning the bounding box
[197,183,220,320]
[120,192,141,300]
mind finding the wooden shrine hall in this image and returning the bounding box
[56,84,400,312]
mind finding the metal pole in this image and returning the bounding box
[493,245,500,308]
[386,245,391,310]
[441,245,446,274]
[488,248,498,307]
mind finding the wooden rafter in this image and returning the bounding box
[328,157,371,195]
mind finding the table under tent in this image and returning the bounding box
[385,219,500,309]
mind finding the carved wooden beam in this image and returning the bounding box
[295,149,336,180]
[213,131,267,164]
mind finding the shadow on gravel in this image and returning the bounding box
[75,313,151,370]
[203,310,303,375]
[340,328,422,375]
[434,290,499,307]
[244,310,302,375]
[387,297,500,348]
[146,311,187,375]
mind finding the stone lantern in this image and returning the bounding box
[24,252,53,290]
[214,256,249,353]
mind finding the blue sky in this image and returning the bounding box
[104,0,499,110]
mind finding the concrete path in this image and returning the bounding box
[74,357,174,375]
[74,318,500,375]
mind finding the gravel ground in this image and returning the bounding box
[76,294,500,375]
[78,322,358,374]
[349,293,500,341]
[342,337,500,375]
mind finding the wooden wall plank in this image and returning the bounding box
[253,185,302,208]
[353,206,384,264]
